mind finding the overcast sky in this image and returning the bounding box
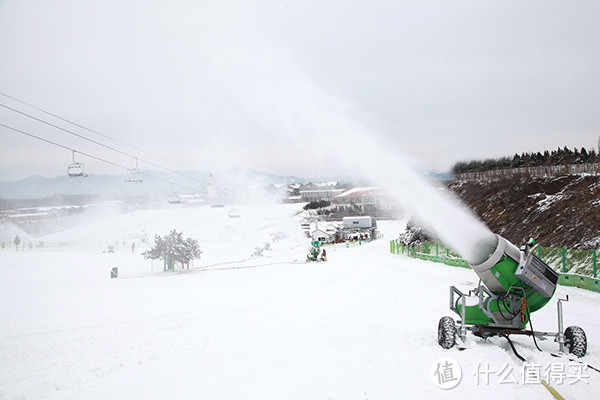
[0,0,598,181]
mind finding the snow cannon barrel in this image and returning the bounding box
[457,235,559,327]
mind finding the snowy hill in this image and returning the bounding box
[0,204,599,399]
[449,174,600,248]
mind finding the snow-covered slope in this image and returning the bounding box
[0,221,34,242]
[0,206,599,399]
[37,203,309,265]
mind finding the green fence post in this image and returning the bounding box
[436,242,439,256]
[425,242,429,255]
[593,249,597,278]
[538,246,541,258]
[562,248,566,273]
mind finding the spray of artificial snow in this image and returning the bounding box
[237,69,498,264]
[340,138,499,265]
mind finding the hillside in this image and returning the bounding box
[1,207,599,399]
[448,174,600,249]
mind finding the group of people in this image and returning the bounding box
[307,245,327,262]
[351,233,370,241]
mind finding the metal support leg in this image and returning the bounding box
[450,286,468,342]
[556,295,569,352]
[450,286,467,342]
[460,294,467,341]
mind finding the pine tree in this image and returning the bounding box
[581,147,588,163]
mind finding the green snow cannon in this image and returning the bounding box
[438,235,587,358]
[455,235,557,328]
[306,241,321,262]
[438,235,587,361]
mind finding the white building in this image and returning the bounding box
[308,221,342,243]
[299,183,347,202]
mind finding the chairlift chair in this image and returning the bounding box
[67,151,88,178]
[167,194,182,204]
[125,157,143,183]
[126,169,143,183]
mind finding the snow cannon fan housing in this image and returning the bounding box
[469,235,558,298]
[455,235,559,328]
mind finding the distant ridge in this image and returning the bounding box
[0,169,349,199]
[0,168,449,199]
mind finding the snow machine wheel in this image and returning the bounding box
[438,316,457,349]
[565,326,587,358]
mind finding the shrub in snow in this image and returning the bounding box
[303,200,331,210]
[143,230,202,266]
[253,247,264,257]
[398,220,437,245]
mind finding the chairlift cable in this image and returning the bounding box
[0,123,201,193]
[0,91,201,175]
[0,101,208,186]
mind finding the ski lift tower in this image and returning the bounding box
[207,173,217,200]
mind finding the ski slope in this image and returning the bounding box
[1,204,599,399]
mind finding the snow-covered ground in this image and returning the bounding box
[1,204,599,399]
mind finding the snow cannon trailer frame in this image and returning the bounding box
[438,235,588,359]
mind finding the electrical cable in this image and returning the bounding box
[550,353,600,374]
[0,123,199,192]
[0,101,208,187]
[500,333,526,362]
[496,292,521,322]
[526,303,544,352]
[525,296,600,375]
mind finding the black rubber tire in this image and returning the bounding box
[438,316,457,349]
[565,326,587,358]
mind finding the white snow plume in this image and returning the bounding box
[231,57,496,263]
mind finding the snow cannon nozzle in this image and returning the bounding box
[464,234,499,267]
